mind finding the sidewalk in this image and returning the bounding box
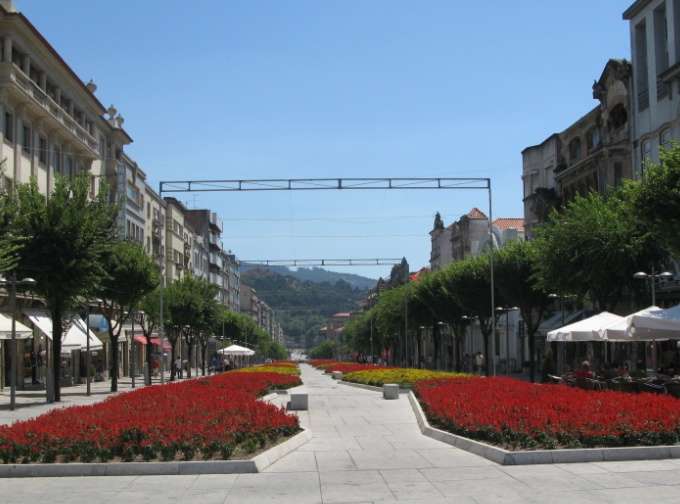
[0,369,204,425]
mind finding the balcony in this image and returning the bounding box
[208,233,221,248]
[209,252,223,269]
[0,63,99,156]
[209,212,223,232]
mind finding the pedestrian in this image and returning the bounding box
[175,357,182,379]
[474,352,484,375]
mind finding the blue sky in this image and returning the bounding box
[20,0,632,279]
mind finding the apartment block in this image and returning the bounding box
[0,0,132,197]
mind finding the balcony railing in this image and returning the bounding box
[9,65,99,153]
[209,212,223,232]
[638,88,650,111]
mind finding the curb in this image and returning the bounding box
[407,391,680,465]
[0,429,312,478]
[338,380,409,393]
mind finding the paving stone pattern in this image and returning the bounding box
[4,365,680,503]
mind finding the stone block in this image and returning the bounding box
[382,383,399,400]
[332,371,343,380]
[288,392,308,411]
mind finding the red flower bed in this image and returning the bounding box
[415,376,680,449]
[0,371,301,464]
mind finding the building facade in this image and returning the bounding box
[0,0,131,198]
[625,0,680,173]
[521,59,634,235]
[429,208,524,270]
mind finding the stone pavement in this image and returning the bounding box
[4,365,680,503]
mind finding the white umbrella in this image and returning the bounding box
[61,317,103,354]
[0,313,33,339]
[547,312,624,342]
[602,305,680,341]
[218,344,255,356]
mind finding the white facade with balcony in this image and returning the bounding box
[624,0,680,174]
[0,1,131,197]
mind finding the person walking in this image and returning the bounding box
[474,352,484,375]
[175,357,182,379]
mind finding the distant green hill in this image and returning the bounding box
[241,267,369,348]
[240,263,376,290]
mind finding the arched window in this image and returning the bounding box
[609,103,628,130]
[569,138,582,162]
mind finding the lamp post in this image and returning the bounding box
[0,275,37,411]
[495,306,519,375]
[461,315,478,372]
[633,270,673,306]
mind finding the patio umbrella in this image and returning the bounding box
[602,305,680,341]
[547,312,624,342]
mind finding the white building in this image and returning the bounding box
[624,0,680,173]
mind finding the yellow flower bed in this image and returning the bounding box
[343,368,468,387]
[237,365,300,376]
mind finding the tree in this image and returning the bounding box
[13,176,116,401]
[96,241,159,391]
[633,145,680,258]
[309,339,337,359]
[139,288,163,383]
[494,239,551,382]
[533,189,663,312]
[440,255,499,375]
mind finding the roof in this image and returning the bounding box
[492,218,524,232]
[623,0,652,20]
[521,133,560,154]
[466,207,488,220]
[332,312,352,318]
[409,267,430,282]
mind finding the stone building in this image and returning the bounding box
[521,59,633,236]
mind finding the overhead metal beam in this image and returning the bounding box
[160,177,490,193]
[242,258,403,267]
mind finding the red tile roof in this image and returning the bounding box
[493,218,525,231]
[466,207,488,220]
[332,312,352,318]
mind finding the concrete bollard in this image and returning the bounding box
[383,383,399,400]
[332,371,343,380]
[287,392,309,411]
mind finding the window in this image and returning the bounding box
[655,4,670,99]
[146,202,150,219]
[22,125,31,155]
[53,146,62,174]
[635,21,650,110]
[568,138,582,162]
[609,103,628,130]
[3,112,13,143]
[614,162,623,187]
[38,136,47,165]
[586,128,601,152]
[641,139,652,174]
[661,128,673,150]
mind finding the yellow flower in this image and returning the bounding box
[344,368,468,387]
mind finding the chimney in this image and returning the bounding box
[0,0,17,12]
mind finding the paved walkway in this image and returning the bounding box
[4,365,680,503]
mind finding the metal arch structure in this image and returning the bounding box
[159,177,490,193]
[157,176,497,376]
[242,258,404,267]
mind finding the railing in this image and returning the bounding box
[209,212,223,232]
[11,65,99,153]
[657,78,669,101]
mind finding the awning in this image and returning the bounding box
[603,305,680,341]
[23,308,52,338]
[133,334,171,351]
[218,344,255,356]
[62,317,103,354]
[0,313,33,340]
[547,312,624,342]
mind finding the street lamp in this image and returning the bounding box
[496,306,519,375]
[633,270,673,306]
[0,274,37,411]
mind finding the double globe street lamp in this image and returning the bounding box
[495,306,519,375]
[633,270,673,306]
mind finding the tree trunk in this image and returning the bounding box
[51,305,63,402]
[201,344,207,376]
[145,333,153,384]
[110,334,119,392]
[170,341,176,381]
[432,322,440,370]
[482,330,491,376]
[529,330,537,383]
[186,341,193,379]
